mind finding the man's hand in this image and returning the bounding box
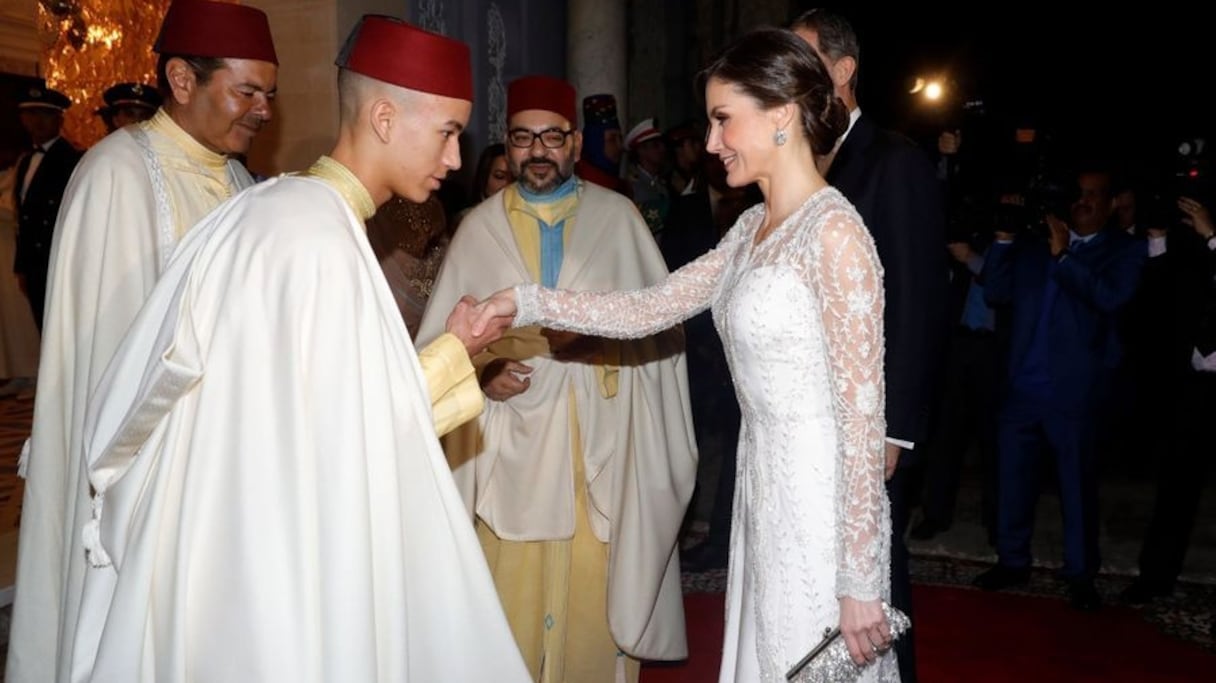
[946,241,975,265]
[938,129,961,156]
[480,358,533,401]
[447,295,509,356]
[1046,214,1070,256]
[884,442,901,481]
[472,288,518,338]
[542,329,601,364]
[1179,196,1215,239]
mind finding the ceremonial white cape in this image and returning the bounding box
[71,175,530,682]
[8,119,252,683]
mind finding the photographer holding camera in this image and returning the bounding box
[973,164,1145,611]
[1122,192,1216,604]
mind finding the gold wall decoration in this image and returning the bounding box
[37,0,172,148]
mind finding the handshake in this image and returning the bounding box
[441,287,521,357]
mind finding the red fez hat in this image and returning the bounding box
[508,76,577,126]
[337,15,472,101]
[155,0,278,65]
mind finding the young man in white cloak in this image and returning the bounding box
[416,75,698,682]
[7,3,279,681]
[69,16,528,683]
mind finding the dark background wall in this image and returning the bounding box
[0,73,41,169]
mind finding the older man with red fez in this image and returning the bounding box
[5,2,278,681]
[68,15,527,683]
[417,75,697,682]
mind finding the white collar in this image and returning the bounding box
[826,108,862,161]
[838,108,862,147]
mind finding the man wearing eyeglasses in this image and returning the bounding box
[417,74,697,683]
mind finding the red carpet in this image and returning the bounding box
[641,584,1215,682]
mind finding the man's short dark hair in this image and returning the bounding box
[789,9,861,91]
[156,54,227,98]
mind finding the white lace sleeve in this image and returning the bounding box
[808,207,889,601]
[513,222,749,338]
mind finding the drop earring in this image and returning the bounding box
[774,128,788,146]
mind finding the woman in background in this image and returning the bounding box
[452,143,513,231]
[472,142,512,202]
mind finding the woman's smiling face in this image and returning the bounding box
[704,76,775,188]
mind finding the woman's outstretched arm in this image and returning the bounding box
[473,219,749,339]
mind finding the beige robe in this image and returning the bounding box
[417,181,698,660]
[7,111,258,683]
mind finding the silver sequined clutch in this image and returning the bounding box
[785,602,911,682]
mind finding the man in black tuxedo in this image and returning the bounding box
[1122,194,1216,604]
[13,86,81,330]
[793,10,948,682]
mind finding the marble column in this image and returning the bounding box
[627,0,667,132]
[567,0,626,127]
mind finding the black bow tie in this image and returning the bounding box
[31,144,45,154]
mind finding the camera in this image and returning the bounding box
[1174,137,1209,199]
[1025,171,1077,225]
[1135,137,1211,232]
[985,152,1075,240]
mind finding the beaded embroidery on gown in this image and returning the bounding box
[515,186,897,682]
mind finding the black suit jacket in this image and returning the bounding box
[14,137,82,277]
[827,113,948,446]
[1156,229,1216,367]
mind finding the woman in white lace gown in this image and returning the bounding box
[475,29,897,682]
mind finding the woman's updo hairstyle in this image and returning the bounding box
[697,27,848,157]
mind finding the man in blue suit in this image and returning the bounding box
[975,165,1145,610]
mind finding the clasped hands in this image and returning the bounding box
[439,287,522,357]
[444,288,592,402]
[442,290,514,357]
